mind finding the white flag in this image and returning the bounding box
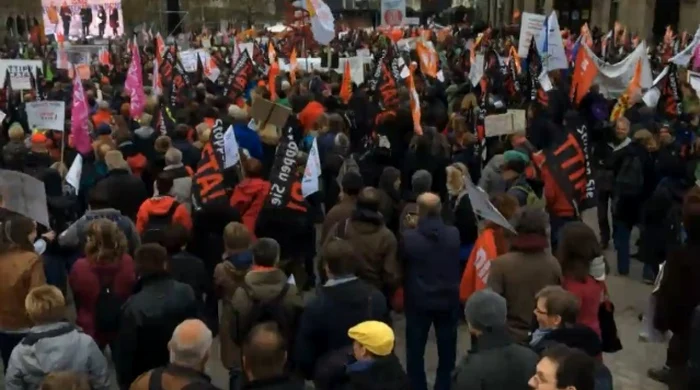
[536,11,568,71]
[301,137,321,197]
[223,125,240,169]
[66,154,83,194]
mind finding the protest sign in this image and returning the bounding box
[484,110,526,137]
[251,98,292,129]
[0,60,42,90]
[465,178,515,233]
[0,170,50,227]
[381,0,406,26]
[25,101,66,131]
[518,12,546,58]
[66,154,82,194]
[179,50,199,72]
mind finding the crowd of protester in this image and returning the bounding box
[1,15,700,390]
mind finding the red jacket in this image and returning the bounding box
[68,255,136,348]
[230,178,271,237]
[136,196,193,234]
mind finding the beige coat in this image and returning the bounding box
[0,250,46,331]
[214,261,249,369]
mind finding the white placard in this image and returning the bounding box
[485,110,527,137]
[179,50,198,72]
[469,54,484,87]
[536,12,569,71]
[0,110,6,124]
[223,125,240,169]
[356,48,371,58]
[380,0,406,26]
[337,57,365,84]
[25,101,66,131]
[0,60,43,90]
[66,154,83,194]
[518,12,546,58]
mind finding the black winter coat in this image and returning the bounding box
[338,355,409,390]
[113,273,199,388]
[95,168,148,221]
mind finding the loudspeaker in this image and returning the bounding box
[166,0,182,35]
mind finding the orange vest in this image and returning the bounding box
[459,228,499,303]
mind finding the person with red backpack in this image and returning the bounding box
[136,174,192,241]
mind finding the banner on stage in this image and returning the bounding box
[42,0,124,39]
[26,101,66,131]
[380,0,406,26]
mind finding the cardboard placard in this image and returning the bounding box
[0,170,50,227]
[484,110,527,137]
[251,98,292,129]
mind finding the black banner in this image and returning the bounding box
[191,119,228,210]
[544,115,596,214]
[527,39,542,102]
[223,51,253,103]
[265,128,307,214]
[661,63,683,118]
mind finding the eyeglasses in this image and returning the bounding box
[534,307,548,316]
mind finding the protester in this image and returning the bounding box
[443,162,478,265]
[338,321,409,390]
[160,148,194,209]
[68,219,135,349]
[162,223,210,303]
[488,206,562,343]
[398,170,432,233]
[297,238,389,387]
[114,243,198,388]
[324,187,400,296]
[528,345,597,390]
[242,323,304,390]
[0,215,47,370]
[136,173,192,239]
[129,319,219,390]
[452,289,539,389]
[230,158,270,237]
[95,150,148,221]
[227,237,303,388]
[5,285,110,390]
[401,192,461,390]
[320,170,364,242]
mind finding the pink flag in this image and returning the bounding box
[70,70,92,155]
[125,38,146,119]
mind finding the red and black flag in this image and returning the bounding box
[223,50,254,105]
[191,118,229,211]
[371,49,400,113]
[659,63,683,119]
[544,112,596,215]
[2,69,13,113]
[526,38,542,102]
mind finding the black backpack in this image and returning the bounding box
[235,283,292,344]
[614,155,644,197]
[142,201,180,241]
[94,273,123,333]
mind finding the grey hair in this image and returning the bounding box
[512,206,549,236]
[411,170,433,194]
[168,320,213,367]
[334,132,350,156]
[165,148,183,166]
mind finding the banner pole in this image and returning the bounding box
[60,131,66,183]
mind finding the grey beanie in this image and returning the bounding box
[464,289,507,332]
[411,170,433,194]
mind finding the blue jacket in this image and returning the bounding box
[233,122,263,161]
[401,217,461,311]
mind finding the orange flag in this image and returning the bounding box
[570,47,598,104]
[339,61,352,104]
[407,68,422,135]
[267,41,277,65]
[269,62,280,100]
[508,46,521,75]
[610,59,642,121]
[416,40,438,79]
[290,48,298,85]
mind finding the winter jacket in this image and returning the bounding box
[655,242,700,341]
[58,208,141,255]
[2,140,28,170]
[129,363,219,390]
[228,269,303,365]
[136,196,192,235]
[321,197,356,243]
[444,191,478,248]
[451,328,538,390]
[214,252,251,369]
[478,154,506,195]
[401,217,461,311]
[95,168,149,221]
[230,178,271,237]
[168,251,211,303]
[5,322,110,390]
[488,246,562,343]
[325,209,400,295]
[336,355,409,390]
[0,250,46,331]
[296,278,389,380]
[563,276,603,338]
[114,273,198,387]
[68,255,136,348]
[172,138,201,169]
[159,164,193,211]
[234,122,264,161]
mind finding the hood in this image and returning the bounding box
[225,250,253,269]
[25,323,88,372]
[84,208,124,220]
[351,208,385,233]
[144,196,179,213]
[545,325,602,357]
[378,167,400,193]
[417,217,446,241]
[118,140,138,157]
[484,154,505,174]
[236,178,270,197]
[244,269,289,300]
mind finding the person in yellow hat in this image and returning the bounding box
[340,321,408,390]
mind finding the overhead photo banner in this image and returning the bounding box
[381,0,406,26]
